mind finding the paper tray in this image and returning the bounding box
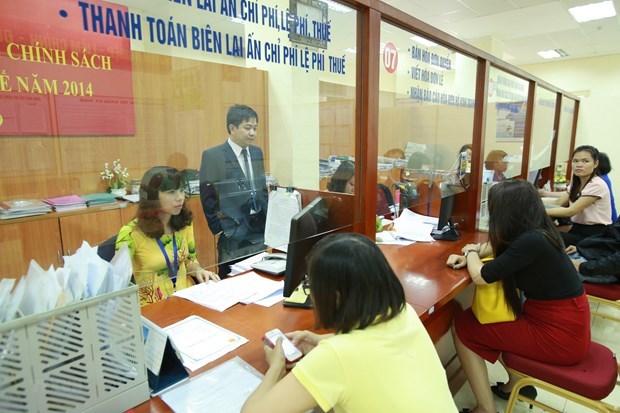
[0,284,149,413]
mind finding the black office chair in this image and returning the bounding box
[97,234,118,262]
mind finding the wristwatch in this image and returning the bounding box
[464,249,478,257]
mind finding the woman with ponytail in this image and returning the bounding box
[546,145,612,245]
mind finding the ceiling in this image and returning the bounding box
[380,0,620,66]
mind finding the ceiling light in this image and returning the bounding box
[537,49,568,59]
[569,1,616,23]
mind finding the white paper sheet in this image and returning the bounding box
[173,272,283,311]
[163,316,248,371]
[229,252,268,276]
[264,188,301,250]
[161,357,263,413]
[375,231,415,245]
[254,289,284,307]
[392,208,436,242]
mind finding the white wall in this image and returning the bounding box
[520,54,620,210]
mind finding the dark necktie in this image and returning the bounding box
[241,148,259,211]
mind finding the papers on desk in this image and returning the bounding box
[229,252,268,276]
[161,356,263,412]
[375,231,415,245]
[173,272,284,311]
[391,208,437,242]
[163,316,248,371]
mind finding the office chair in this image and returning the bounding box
[97,234,118,262]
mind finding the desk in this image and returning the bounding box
[381,231,486,321]
[134,231,486,412]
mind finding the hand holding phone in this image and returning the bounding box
[262,328,303,363]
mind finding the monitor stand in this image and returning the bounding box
[431,219,461,241]
[283,281,313,309]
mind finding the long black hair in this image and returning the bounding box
[568,145,600,202]
[487,179,564,317]
[306,233,405,334]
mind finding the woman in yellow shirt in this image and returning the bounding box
[242,233,457,413]
[116,166,219,306]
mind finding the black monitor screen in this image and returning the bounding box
[283,196,329,297]
[432,189,460,241]
[436,194,455,232]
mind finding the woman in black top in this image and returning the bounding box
[446,179,590,413]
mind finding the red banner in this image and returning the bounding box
[0,0,135,136]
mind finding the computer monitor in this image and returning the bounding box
[431,193,461,241]
[528,169,542,187]
[283,197,329,300]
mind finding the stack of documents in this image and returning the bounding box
[44,195,87,212]
[388,208,437,243]
[0,199,52,219]
[0,241,132,322]
[228,252,268,275]
[81,193,117,206]
[173,272,284,311]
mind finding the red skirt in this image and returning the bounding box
[454,292,591,365]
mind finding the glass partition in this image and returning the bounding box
[378,22,477,221]
[554,97,576,186]
[479,67,529,230]
[484,66,529,182]
[529,86,556,174]
[0,0,358,281]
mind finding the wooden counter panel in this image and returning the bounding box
[380,232,487,316]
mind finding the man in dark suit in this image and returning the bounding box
[200,104,268,277]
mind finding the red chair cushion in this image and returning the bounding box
[503,342,617,400]
[584,281,620,301]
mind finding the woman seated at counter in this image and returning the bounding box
[447,179,590,413]
[242,233,457,413]
[483,149,508,182]
[327,160,355,194]
[545,145,612,245]
[116,166,219,306]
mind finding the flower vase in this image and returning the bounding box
[110,188,127,197]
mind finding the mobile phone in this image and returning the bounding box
[262,328,303,363]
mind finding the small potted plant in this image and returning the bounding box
[101,159,129,196]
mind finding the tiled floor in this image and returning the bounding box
[453,299,620,412]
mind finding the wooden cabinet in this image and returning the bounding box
[59,209,123,255]
[0,198,217,279]
[0,219,62,278]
